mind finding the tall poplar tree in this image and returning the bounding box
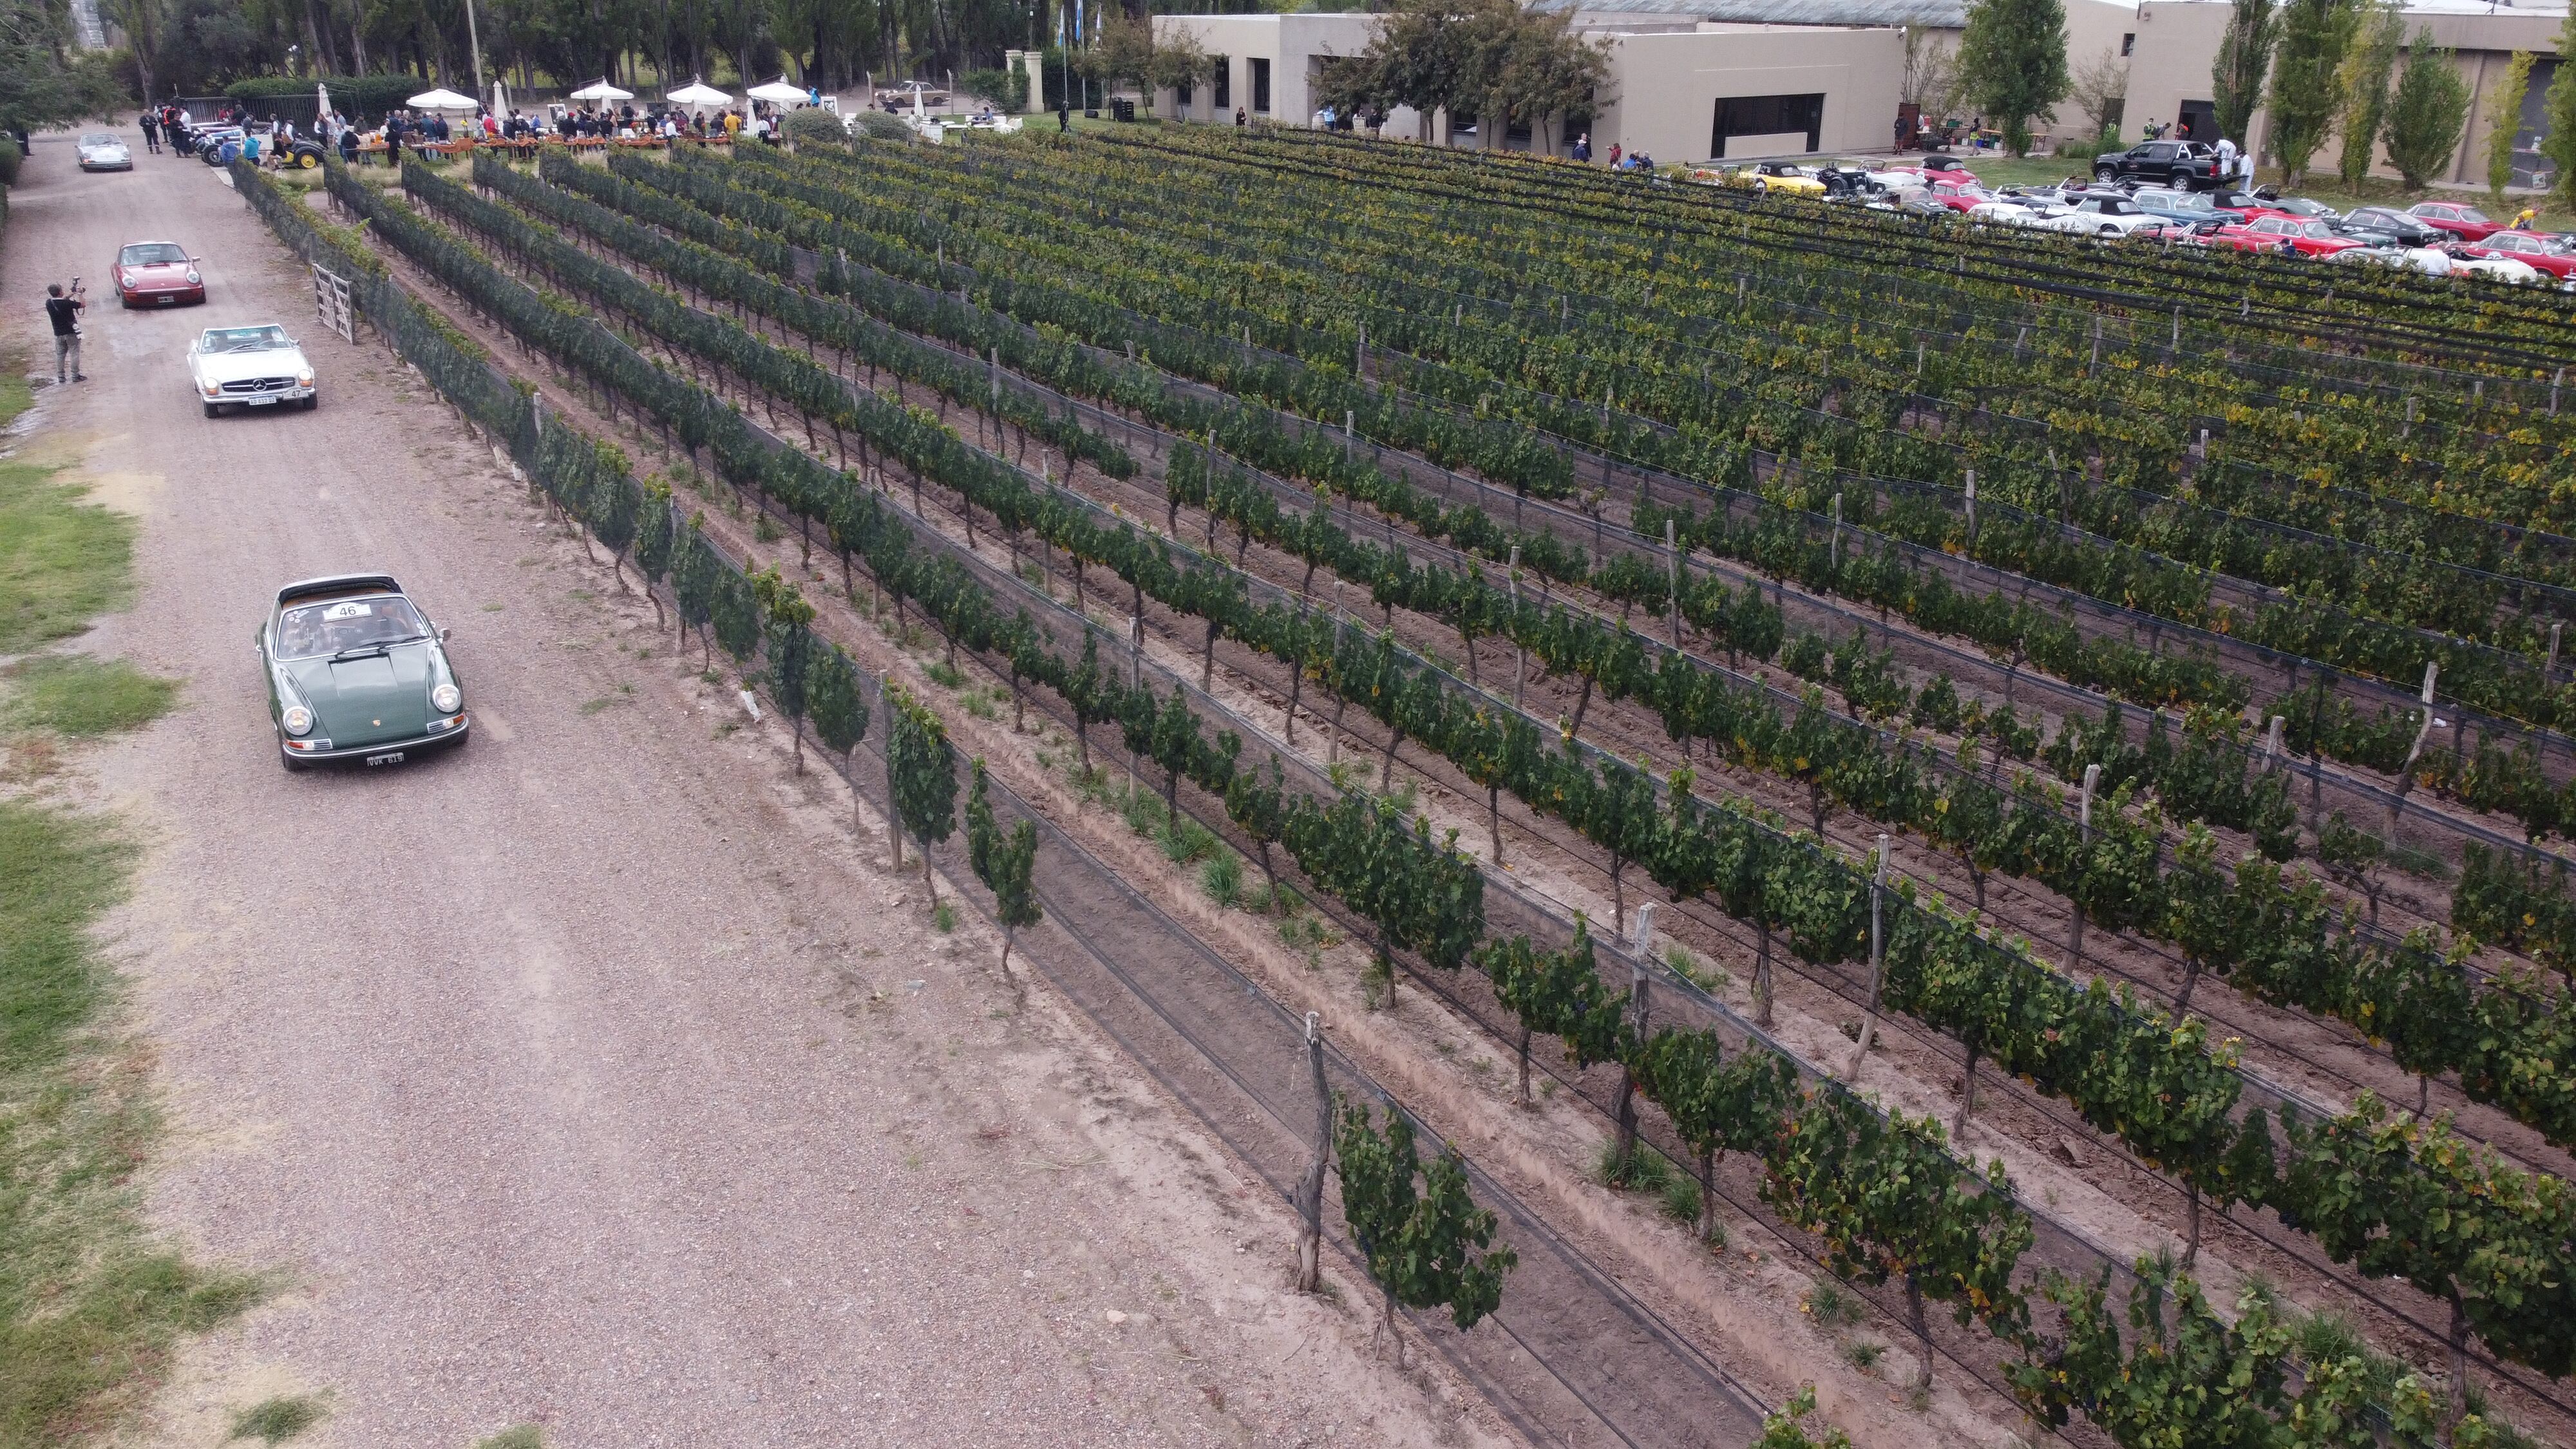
[1955,0,2069,156]
[2264,0,2357,187]
[2335,0,2405,182]
[2212,0,2280,147]
[2547,8,2576,208]
[2483,50,2535,203]
[2382,27,2472,187]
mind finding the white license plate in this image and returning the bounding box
[365,750,404,766]
[246,394,278,406]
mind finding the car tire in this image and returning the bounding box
[2093,164,2117,183]
[302,394,318,411]
[280,746,309,772]
[297,151,318,169]
[1753,178,1768,195]
[2099,225,2119,236]
[202,401,221,417]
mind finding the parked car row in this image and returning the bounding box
[1692,155,2572,285]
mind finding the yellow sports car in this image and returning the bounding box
[1719,161,1826,198]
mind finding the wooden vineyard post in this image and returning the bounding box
[880,669,902,871]
[1294,1011,1329,1293]
[1616,903,1656,1166]
[2394,662,2440,815]
[2068,764,2098,972]
[1845,835,1889,1081]
[1128,610,1144,807]
[1665,518,1682,648]
[1508,547,1526,710]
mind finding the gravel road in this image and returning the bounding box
[6,134,1498,1449]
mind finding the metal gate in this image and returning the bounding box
[311,261,355,344]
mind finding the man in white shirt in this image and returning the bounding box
[2214,135,2238,181]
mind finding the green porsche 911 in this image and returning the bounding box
[260,574,469,770]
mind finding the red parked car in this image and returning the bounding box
[2454,229,2576,278]
[1888,156,1976,186]
[1924,179,1993,213]
[2206,215,2369,258]
[113,240,205,308]
[2407,201,2505,242]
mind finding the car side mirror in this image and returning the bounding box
[438,626,451,642]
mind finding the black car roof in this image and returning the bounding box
[276,574,403,607]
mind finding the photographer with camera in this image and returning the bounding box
[46,278,85,384]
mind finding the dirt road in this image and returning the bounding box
[8,136,1498,1448]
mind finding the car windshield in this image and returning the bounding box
[80,133,114,146]
[276,595,428,659]
[120,243,185,266]
[204,326,291,352]
[2275,198,2329,215]
[2096,198,2139,214]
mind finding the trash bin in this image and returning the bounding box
[1110,97,1135,122]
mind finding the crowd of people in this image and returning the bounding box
[143,91,823,166]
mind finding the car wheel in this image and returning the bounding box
[202,401,221,417]
[1753,178,1768,195]
[280,746,309,772]
[298,151,318,169]
[2093,164,2116,183]
[2099,225,2119,236]
[302,394,318,411]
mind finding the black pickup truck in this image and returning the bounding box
[2090,140,2225,191]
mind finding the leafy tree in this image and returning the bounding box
[2547,6,2576,208]
[2336,0,2405,183]
[750,567,817,772]
[1956,0,2070,155]
[1479,920,1602,1107]
[966,761,1043,989]
[886,682,958,906]
[1765,1095,2032,1388]
[2483,50,2536,204]
[1637,1030,1795,1243]
[2382,28,2472,187]
[2211,0,2280,146]
[2066,46,2127,142]
[2266,0,2359,186]
[1332,1095,1517,1359]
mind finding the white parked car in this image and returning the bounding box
[188,323,316,417]
[2041,194,2176,237]
[2333,243,2456,276]
[2456,254,2543,285]
[76,131,130,171]
[1967,195,2070,227]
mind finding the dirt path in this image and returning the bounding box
[4,135,1503,1449]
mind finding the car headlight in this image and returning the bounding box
[282,705,314,737]
[296,368,314,386]
[201,381,220,397]
[185,270,201,285]
[431,683,461,714]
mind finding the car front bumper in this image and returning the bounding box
[205,381,316,405]
[129,285,205,305]
[281,714,469,764]
[81,157,133,170]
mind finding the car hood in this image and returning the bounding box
[122,261,190,281]
[197,346,309,383]
[281,643,434,743]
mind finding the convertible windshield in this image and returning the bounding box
[205,326,291,352]
[120,243,186,266]
[276,596,429,659]
[80,133,114,146]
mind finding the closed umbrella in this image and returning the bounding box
[493,77,509,120]
[316,81,332,128]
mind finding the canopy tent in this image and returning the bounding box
[744,77,810,104]
[666,81,732,106]
[406,88,479,111]
[569,79,634,102]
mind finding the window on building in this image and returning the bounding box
[1710,92,1824,157]
[1213,57,1230,110]
[2121,32,2134,55]
[1251,57,1271,113]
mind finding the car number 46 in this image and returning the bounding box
[365,751,405,766]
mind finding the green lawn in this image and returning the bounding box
[0,464,133,656]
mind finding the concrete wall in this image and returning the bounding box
[1594,24,1907,159]
[1151,13,1381,125]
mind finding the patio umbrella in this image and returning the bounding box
[667,80,732,107]
[406,87,479,111]
[569,79,634,102]
[744,77,810,104]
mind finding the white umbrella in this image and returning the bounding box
[667,80,732,106]
[745,77,810,104]
[569,79,634,102]
[407,87,479,111]
[316,81,332,124]
[493,77,510,119]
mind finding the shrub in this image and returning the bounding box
[1200,850,1244,907]
[961,66,1030,113]
[780,109,847,149]
[852,110,914,141]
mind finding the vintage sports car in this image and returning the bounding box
[76,131,131,171]
[189,323,315,415]
[1723,161,1826,198]
[114,240,204,307]
[260,575,468,769]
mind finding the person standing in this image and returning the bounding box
[1571,131,1590,162]
[45,281,85,384]
[140,109,160,153]
[2213,133,2238,184]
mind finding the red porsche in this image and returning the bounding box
[2454,229,2576,279]
[2407,201,2506,242]
[2206,215,2369,258]
[113,240,204,308]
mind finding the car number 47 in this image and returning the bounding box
[365,751,405,766]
